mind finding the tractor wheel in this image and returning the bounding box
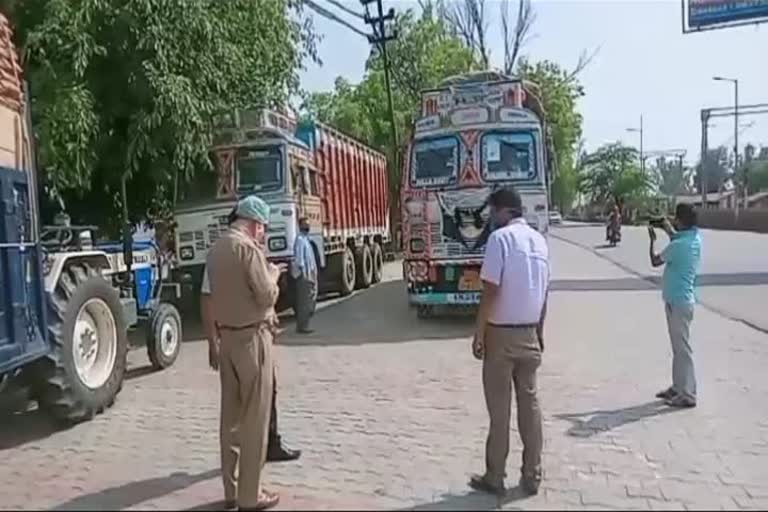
[32,263,128,424]
[355,244,374,289]
[371,242,384,284]
[339,247,356,296]
[147,303,182,370]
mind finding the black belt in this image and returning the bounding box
[487,322,539,329]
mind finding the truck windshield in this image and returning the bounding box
[481,132,537,181]
[411,137,459,187]
[237,146,283,193]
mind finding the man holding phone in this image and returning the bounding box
[648,203,702,409]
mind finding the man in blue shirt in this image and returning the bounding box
[292,217,318,334]
[648,203,702,408]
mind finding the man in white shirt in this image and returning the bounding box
[470,187,550,497]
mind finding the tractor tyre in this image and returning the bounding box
[371,242,384,284]
[339,247,356,296]
[355,244,374,290]
[32,263,128,424]
[147,303,182,370]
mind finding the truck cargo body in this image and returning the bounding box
[0,15,49,377]
[402,73,551,312]
[174,109,390,309]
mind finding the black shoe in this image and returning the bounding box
[519,476,540,496]
[224,500,237,511]
[267,445,302,462]
[655,387,677,400]
[296,328,314,335]
[665,395,697,408]
[468,474,505,496]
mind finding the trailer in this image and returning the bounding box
[173,108,391,312]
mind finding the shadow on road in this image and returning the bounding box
[551,277,656,292]
[0,405,64,450]
[554,400,683,438]
[52,469,219,511]
[279,280,475,347]
[401,486,535,511]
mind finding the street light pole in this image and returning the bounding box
[626,115,644,173]
[714,76,740,211]
[639,114,644,174]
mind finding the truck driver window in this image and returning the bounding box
[481,132,536,181]
[236,146,283,194]
[309,169,319,196]
[411,136,459,186]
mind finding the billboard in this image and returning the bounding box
[684,0,768,31]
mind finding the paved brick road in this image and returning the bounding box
[1,233,767,511]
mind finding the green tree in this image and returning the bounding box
[581,143,656,210]
[516,59,584,213]
[694,146,730,194]
[746,159,768,192]
[653,156,693,198]
[10,0,317,231]
[302,5,477,198]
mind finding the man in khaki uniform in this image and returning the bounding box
[206,195,280,511]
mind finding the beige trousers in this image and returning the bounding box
[219,326,274,507]
[483,325,543,485]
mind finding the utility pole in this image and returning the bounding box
[626,114,644,174]
[713,76,740,212]
[362,0,400,246]
[700,109,710,207]
[362,0,398,159]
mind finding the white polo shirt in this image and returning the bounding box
[480,218,550,325]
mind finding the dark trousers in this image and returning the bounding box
[268,373,280,449]
[295,276,317,331]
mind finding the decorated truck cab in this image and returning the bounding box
[402,71,554,317]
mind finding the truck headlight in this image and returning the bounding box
[179,246,194,260]
[410,238,426,253]
[269,237,287,252]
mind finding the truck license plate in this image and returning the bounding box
[447,292,481,304]
[458,270,481,291]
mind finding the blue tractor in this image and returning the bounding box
[0,32,181,422]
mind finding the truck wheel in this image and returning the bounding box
[147,303,182,370]
[339,247,356,296]
[355,244,374,289]
[33,264,128,423]
[417,305,434,319]
[371,242,384,284]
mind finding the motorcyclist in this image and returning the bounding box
[606,205,622,242]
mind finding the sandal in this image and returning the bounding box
[239,490,280,511]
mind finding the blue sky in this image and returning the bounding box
[299,0,768,164]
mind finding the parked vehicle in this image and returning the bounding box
[401,71,555,317]
[173,108,391,312]
[0,15,181,423]
[549,210,563,225]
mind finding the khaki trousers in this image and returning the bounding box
[219,326,274,507]
[483,325,543,485]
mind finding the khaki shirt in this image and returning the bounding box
[206,228,279,328]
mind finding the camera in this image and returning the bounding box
[646,216,667,228]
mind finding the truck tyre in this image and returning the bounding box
[339,247,356,296]
[146,303,182,370]
[417,305,434,319]
[32,263,128,423]
[355,244,374,289]
[371,242,384,284]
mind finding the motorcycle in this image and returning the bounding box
[606,223,621,247]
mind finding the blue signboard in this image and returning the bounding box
[687,0,768,29]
